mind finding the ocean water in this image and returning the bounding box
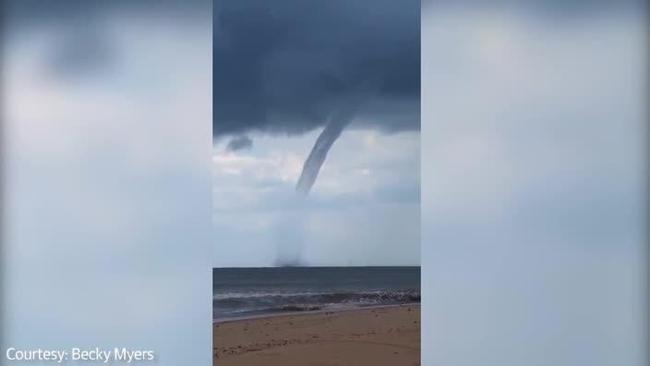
[213,267,420,321]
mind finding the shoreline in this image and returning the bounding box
[214,304,420,366]
[214,302,421,324]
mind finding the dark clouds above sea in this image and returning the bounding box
[213,0,420,138]
[4,0,210,81]
[5,0,210,22]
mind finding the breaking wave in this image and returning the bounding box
[213,289,420,320]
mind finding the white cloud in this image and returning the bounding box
[212,128,420,267]
[422,7,645,366]
[4,15,212,365]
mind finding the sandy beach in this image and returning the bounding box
[213,305,420,366]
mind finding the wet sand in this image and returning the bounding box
[213,305,420,366]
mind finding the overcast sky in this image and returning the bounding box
[212,0,421,267]
[421,1,646,365]
[4,2,212,364]
[2,1,646,364]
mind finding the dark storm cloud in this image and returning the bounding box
[4,0,210,24]
[213,0,420,138]
[5,0,210,80]
[45,30,117,78]
[226,135,253,151]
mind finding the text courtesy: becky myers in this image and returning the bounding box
[5,347,155,363]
